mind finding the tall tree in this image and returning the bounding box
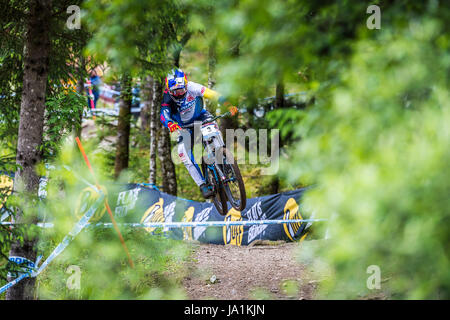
[219,40,240,140]
[205,38,218,116]
[155,79,177,195]
[114,74,133,179]
[172,32,191,68]
[6,0,52,300]
[208,39,217,90]
[74,57,87,140]
[270,75,285,194]
[148,78,159,185]
[157,129,177,195]
[139,75,153,134]
[275,81,285,109]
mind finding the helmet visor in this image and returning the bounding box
[170,88,187,97]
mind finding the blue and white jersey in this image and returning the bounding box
[160,81,208,127]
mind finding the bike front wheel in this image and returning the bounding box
[217,147,246,211]
[203,161,229,216]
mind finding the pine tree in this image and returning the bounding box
[7,0,52,300]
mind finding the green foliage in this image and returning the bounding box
[2,0,449,300]
[0,0,92,161]
[0,173,40,295]
[0,202,25,289]
[288,15,450,299]
[187,0,367,101]
[0,153,19,176]
[0,152,22,290]
[32,140,191,299]
[265,108,305,146]
[43,91,86,159]
[0,7,24,151]
[193,0,450,299]
[37,228,190,299]
[83,0,185,77]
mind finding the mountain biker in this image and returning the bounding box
[159,68,238,199]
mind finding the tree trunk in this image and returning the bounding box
[220,40,240,141]
[155,78,177,195]
[114,74,132,179]
[275,81,285,109]
[74,58,86,139]
[173,32,191,68]
[7,0,52,300]
[208,40,217,90]
[140,75,153,134]
[158,128,177,195]
[206,39,218,115]
[148,77,158,184]
[75,78,85,138]
[270,175,280,194]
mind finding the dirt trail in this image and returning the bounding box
[182,241,320,300]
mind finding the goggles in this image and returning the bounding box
[170,88,187,97]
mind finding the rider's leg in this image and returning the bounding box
[177,129,204,186]
[177,126,215,199]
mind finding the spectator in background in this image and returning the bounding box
[87,70,102,108]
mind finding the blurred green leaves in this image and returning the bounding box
[34,140,191,299]
[2,0,449,300]
[43,91,85,160]
[38,228,190,299]
[266,108,305,145]
[187,0,450,299]
[287,14,450,298]
[83,0,186,77]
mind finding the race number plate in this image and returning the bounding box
[201,123,219,136]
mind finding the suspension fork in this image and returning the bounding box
[214,164,227,182]
[207,165,220,185]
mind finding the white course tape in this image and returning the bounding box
[89,219,327,229]
[1,212,11,222]
[33,194,105,276]
[0,194,105,295]
[1,222,54,228]
[2,219,327,229]
[0,255,42,295]
[0,272,30,294]
[7,256,36,278]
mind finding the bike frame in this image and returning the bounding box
[179,111,246,213]
[179,111,231,186]
[202,125,226,190]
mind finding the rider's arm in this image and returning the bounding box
[202,87,230,105]
[187,81,228,105]
[186,81,238,115]
[160,90,180,132]
[203,87,237,115]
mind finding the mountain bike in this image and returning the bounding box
[180,112,246,215]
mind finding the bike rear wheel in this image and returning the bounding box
[217,147,246,211]
[213,182,228,216]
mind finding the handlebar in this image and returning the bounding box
[179,111,232,129]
